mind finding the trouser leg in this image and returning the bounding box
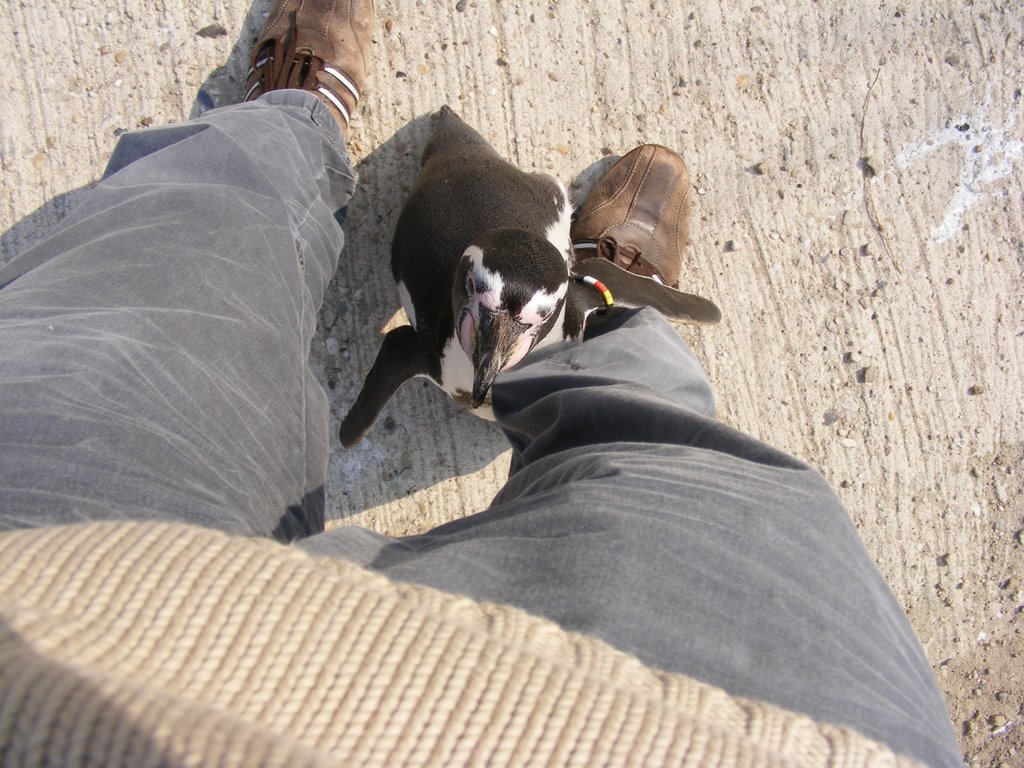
[302,308,961,767]
[0,91,355,540]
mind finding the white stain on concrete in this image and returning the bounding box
[331,424,390,476]
[895,96,1023,242]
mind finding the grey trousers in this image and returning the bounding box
[0,92,961,767]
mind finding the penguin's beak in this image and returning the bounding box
[471,307,515,407]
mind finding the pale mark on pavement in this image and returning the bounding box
[894,95,1023,243]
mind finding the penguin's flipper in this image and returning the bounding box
[572,257,722,325]
[339,326,428,447]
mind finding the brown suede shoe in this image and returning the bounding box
[244,0,374,132]
[570,144,693,288]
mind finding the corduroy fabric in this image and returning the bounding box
[0,521,920,767]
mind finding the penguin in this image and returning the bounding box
[339,106,719,447]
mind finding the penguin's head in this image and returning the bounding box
[453,228,569,407]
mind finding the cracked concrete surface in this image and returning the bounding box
[2,1,1022,765]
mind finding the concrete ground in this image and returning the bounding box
[2,1,1022,765]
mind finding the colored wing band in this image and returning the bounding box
[576,275,614,309]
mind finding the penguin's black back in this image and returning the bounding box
[392,107,567,375]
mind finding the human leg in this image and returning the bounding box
[0,93,355,539]
[0,0,375,539]
[302,307,960,766]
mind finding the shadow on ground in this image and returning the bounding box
[189,0,270,118]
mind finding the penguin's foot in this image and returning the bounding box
[569,145,691,289]
[243,0,375,134]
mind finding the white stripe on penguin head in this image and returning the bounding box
[544,180,575,265]
[518,282,566,326]
[465,246,504,311]
[396,280,416,330]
